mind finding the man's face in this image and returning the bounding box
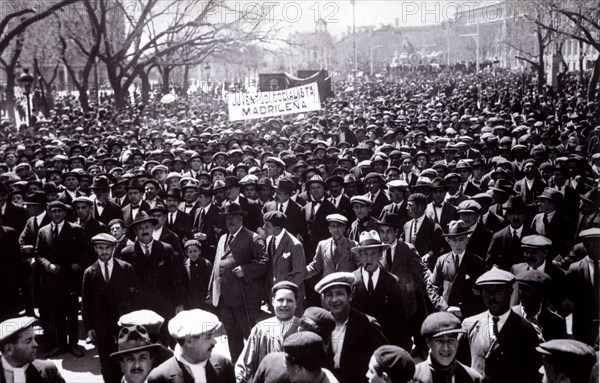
[388,188,405,203]
[353,203,371,220]
[110,224,126,240]
[366,355,385,383]
[328,222,346,240]
[538,199,555,214]
[94,188,110,203]
[401,159,413,173]
[63,176,79,190]
[266,162,281,178]
[481,285,512,316]
[272,288,296,321]
[145,184,158,200]
[134,222,155,244]
[427,335,459,367]
[190,158,202,170]
[128,189,143,204]
[506,210,527,228]
[457,168,470,183]
[517,283,542,309]
[6,328,38,366]
[198,194,211,207]
[378,225,398,244]
[225,215,243,233]
[74,202,92,221]
[406,201,424,219]
[183,189,197,203]
[524,247,547,268]
[365,179,381,195]
[49,207,67,224]
[150,212,166,229]
[165,197,179,211]
[321,286,351,321]
[259,186,273,201]
[359,248,381,273]
[225,186,240,201]
[447,234,468,253]
[328,181,343,197]
[263,221,278,237]
[95,243,115,262]
[113,184,126,198]
[184,331,217,363]
[582,237,600,260]
[309,183,325,201]
[459,212,479,228]
[446,177,460,194]
[153,170,167,182]
[119,350,153,383]
[540,357,562,383]
[344,182,357,196]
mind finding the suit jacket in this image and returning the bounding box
[379,200,410,228]
[0,359,65,383]
[58,189,83,205]
[431,251,487,318]
[192,203,224,264]
[262,200,303,237]
[93,200,123,225]
[511,261,567,314]
[425,202,458,233]
[121,201,151,226]
[1,202,28,233]
[460,310,541,383]
[486,225,532,270]
[158,227,185,260]
[566,257,599,346]
[183,256,212,310]
[351,268,408,348]
[120,240,186,319]
[465,223,493,259]
[403,216,448,270]
[335,308,388,383]
[530,211,574,257]
[348,216,379,243]
[211,227,268,308]
[0,226,23,320]
[367,191,389,220]
[514,177,546,205]
[111,195,130,208]
[148,354,234,383]
[511,304,567,342]
[82,258,141,342]
[414,358,482,383]
[165,210,193,243]
[300,199,338,260]
[179,200,202,218]
[306,237,357,278]
[237,196,262,232]
[461,181,482,197]
[481,211,507,234]
[19,213,51,247]
[331,194,356,224]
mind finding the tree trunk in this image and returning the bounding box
[183,65,190,93]
[140,70,151,104]
[5,73,15,120]
[537,25,545,94]
[78,86,90,112]
[588,56,600,102]
[161,66,172,94]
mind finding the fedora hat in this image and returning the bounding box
[165,188,182,200]
[503,195,528,212]
[275,178,295,195]
[219,202,248,216]
[489,178,515,195]
[537,187,563,204]
[130,211,159,227]
[125,178,144,191]
[223,176,240,188]
[305,174,326,188]
[351,230,390,254]
[110,325,162,359]
[23,191,47,206]
[91,175,111,189]
[443,220,471,237]
[377,213,402,228]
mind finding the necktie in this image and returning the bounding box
[453,253,459,274]
[53,224,59,240]
[144,244,151,257]
[309,201,318,221]
[225,234,233,250]
[269,237,276,257]
[492,316,500,337]
[543,213,549,234]
[433,204,441,223]
[33,218,39,233]
[385,248,393,268]
[97,202,105,207]
[278,203,284,212]
[169,213,174,226]
[131,204,140,209]
[411,220,417,243]
[103,261,110,282]
[367,272,374,295]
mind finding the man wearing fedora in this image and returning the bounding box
[57,171,83,205]
[111,325,165,383]
[191,185,224,264]
[0,181,28,232]
[146,203,186,259]
[460,268,541,383]
[35,200,90,357]
[531,187,575,257]
[0,316,65,383]
[148,309,235,383]
[82,233,142,383]
[431,220,487,319]
[120,212,186,346]
[513,159,546,206]
[363,172,389,219]
[314,272,387,383]
[223,176,262,233]
[209,202,268,362]
[91,175,124,225]
[262,177,303,237]
[164,188,193,242]
[425,177,458,233]
[456,200,493,260]
[350,230,409,349]
[325,175,355,224]
[487,179,515,218]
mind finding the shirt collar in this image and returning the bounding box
[36,211,46,222]
[152,226,163,241]
[274,228,286,243]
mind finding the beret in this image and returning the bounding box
[300,307,335,339]
[168,309,221,338]
[515,270,551,286]
[0,316,37,347]
[118,310,164,335]
[326,213,348,225]
[476,267,515,286]
[579,228,600,238]
[272,281,299,296]
[372,345,415,383]
[314,272,356,294]
[91,233,117,245]
[521,235,552,248]
[350,195,372,207]
[421,312,464,338]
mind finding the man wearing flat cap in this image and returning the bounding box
[148,309,234,383]
[363,172,389,219]
[414,312,481,383]
[537,339,597,383]
[530,188,575,257]
[262,177,303,237]
[460,267,541,383]
[235,281,302,383]
[366,345,415,383]
[348,195,379,242]
[565,227,600,346]
[111,325,164,383]
[315,271,387,383]
[35,200,90,357]
[306,214,357,279]
[0,316,65,382]
[82,233,142,383]
[209,202,268,362]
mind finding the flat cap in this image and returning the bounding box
[150,164,168,174]
[350,195,372,207]
[72,196,94,205]
[372,345,415,383]
[536,339,596,377]
[91,233,117,245]
[314,272,356,294]
[579,228,600,238]
[300,307,335,339]
[0,317,37,347]
[168,309,221,338]
[283,331,326,367]
[421,312,464,338]
[475,267,515,286]
[521,235,552,248]
[457,200,482,214]
[118,310,164,335]
[387,179,409,189]
[326,213,348,225]
[183,239,202,249]
[263,211,287,226]
[47,200,68,211]
[272,281,299,296]
[515,270,551,287]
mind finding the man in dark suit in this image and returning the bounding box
[262,177,303,237]
[120,212,186,346]
[179,183,202,217]
[513,159,546,205]
[82,233,141,383]
[348,195,379,242]
[164,188,193,242]
[471,193,507,234]
[565,228,600,346]
[531,188,575,258]
[148,309,234,383]
[35,200,90,357]
[91,175,123,225]
[379,179,410,228]
[326,175,356,224]
[73,196,108,269]
[403,193,448,270]
[0,218,22,322]
[223,176,262,232]
[191,185,224,264]
[455,160,482,197]
[425,177,458,233]
[363,172,389,219]
[443,173,468,207]
[457,200,493,260]
[57,171,83,205]
[0,316,66,383]
[0,181,28,232]
[315,272,388,383]
[208,203,268,362]
[350,230,409,349]
[121,179,150,226]
[460,268,541,383]
[512,270,567,342]
[110,179,129,207]
[431,220,487,319]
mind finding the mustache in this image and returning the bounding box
[130,368,144,374]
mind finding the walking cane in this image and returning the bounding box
[238,277,253,331]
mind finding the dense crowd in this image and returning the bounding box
[0,67,599,383]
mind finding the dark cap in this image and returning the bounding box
[263,211,287,227]
[421,312,464,338]
[536,339,596,381]
[372,345,415,383]
[300,307,335,340]
[283,331,326,370]
[515,270,551,287]
[271,281,299,296]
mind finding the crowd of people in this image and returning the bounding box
[0,66,599,383]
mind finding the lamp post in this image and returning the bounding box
[18,68,34,127]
